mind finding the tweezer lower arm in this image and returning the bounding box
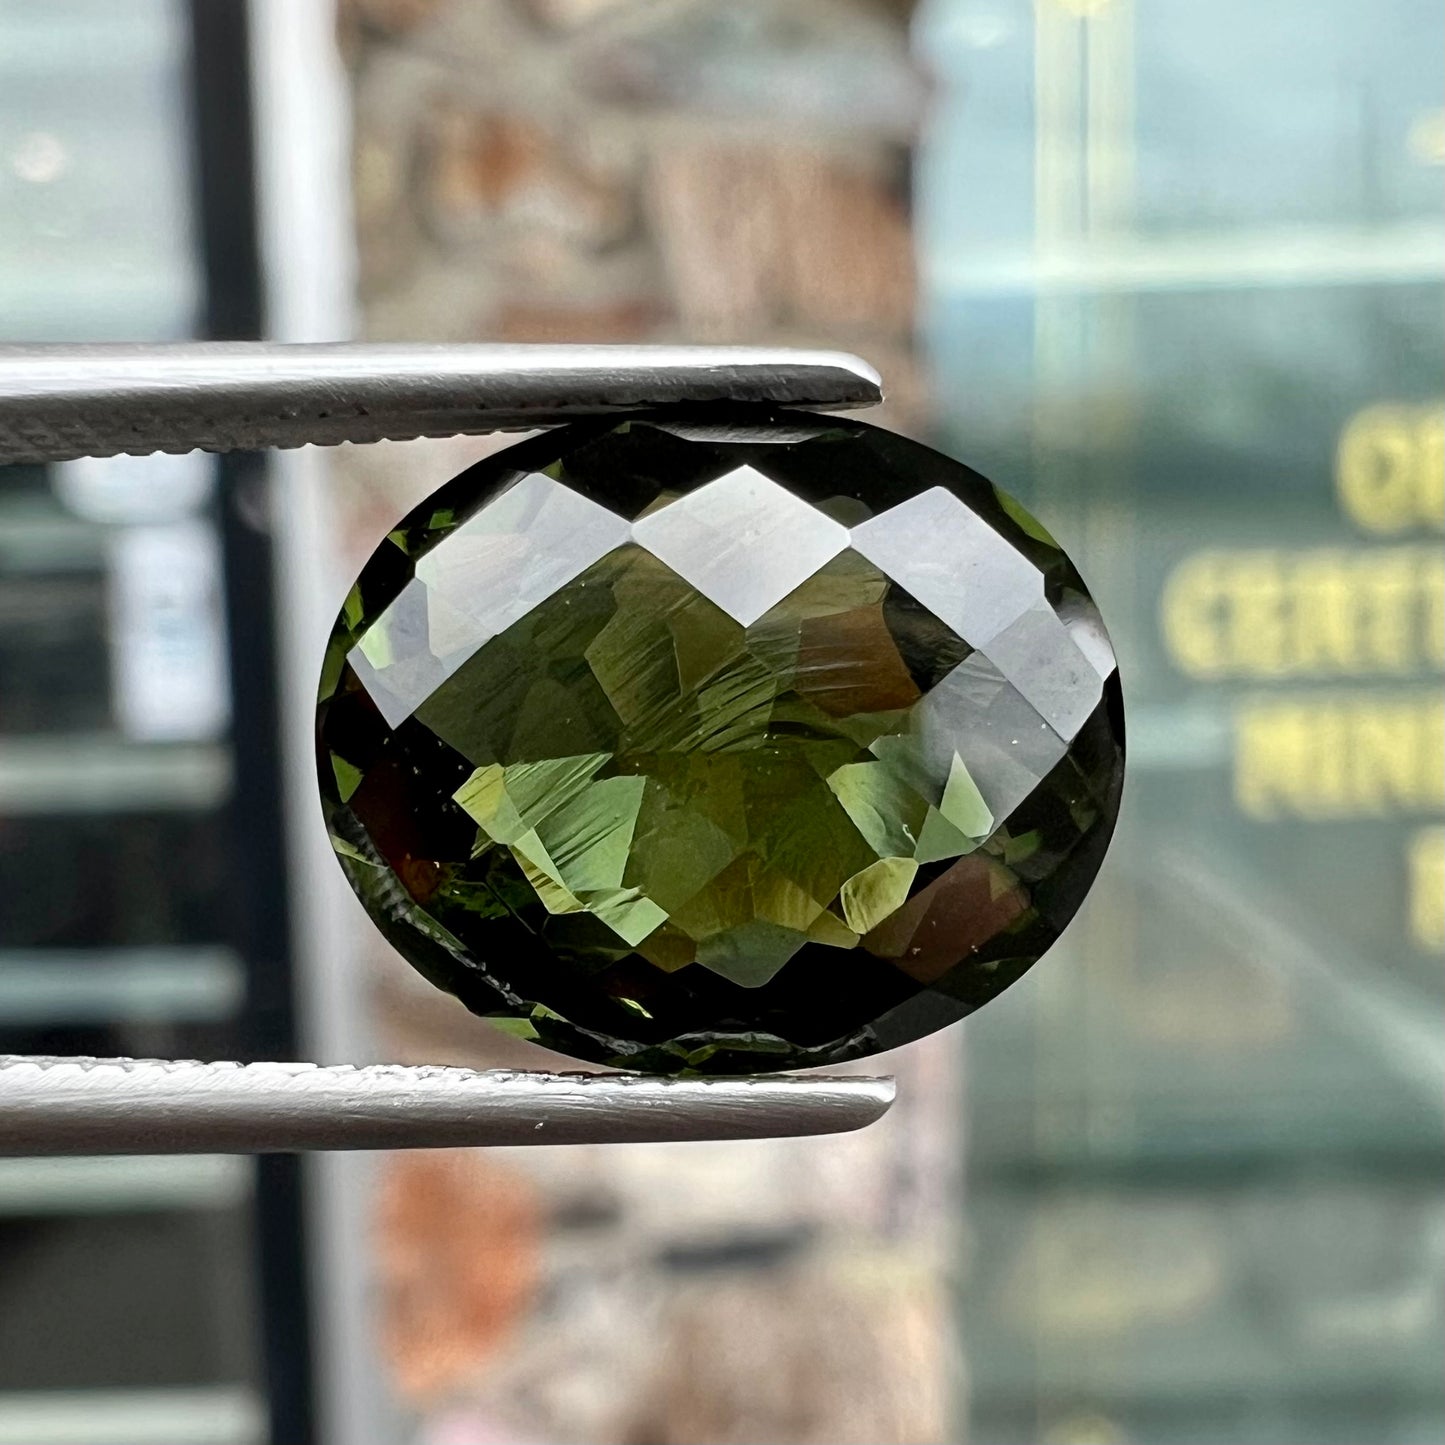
[0,1056,895,1155]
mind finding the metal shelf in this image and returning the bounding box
[0,1156,250,1216]
[0,1388,260,1445]
[0,512,110,573]
[931,220,1445,297]
[0,737,230,814]
[0,946,243,1025]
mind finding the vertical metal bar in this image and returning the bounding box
[186,4,317,1441]
[245,2,395,1443]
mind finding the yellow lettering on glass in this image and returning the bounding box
[1159,553,1228,677]
[1408,828,1445,953]
[1162,548,1444,679]
[1234,695,1445,820]
[1337,404,1445,535]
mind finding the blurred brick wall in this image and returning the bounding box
[342,0,927,425]
[335,4,956,1441]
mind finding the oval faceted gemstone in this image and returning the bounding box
[318,414,1124,1073]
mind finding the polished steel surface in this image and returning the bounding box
[0,1055,895,1155]
[0,342,883,465]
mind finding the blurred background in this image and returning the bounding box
[0,1,1441,1442]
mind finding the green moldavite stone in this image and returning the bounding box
[317,413,1124,1073]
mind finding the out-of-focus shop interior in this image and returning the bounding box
[0,2,1440,1443]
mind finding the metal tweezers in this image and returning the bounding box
[0,342,893,1155]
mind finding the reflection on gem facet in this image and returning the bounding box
[632,464,849,625]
